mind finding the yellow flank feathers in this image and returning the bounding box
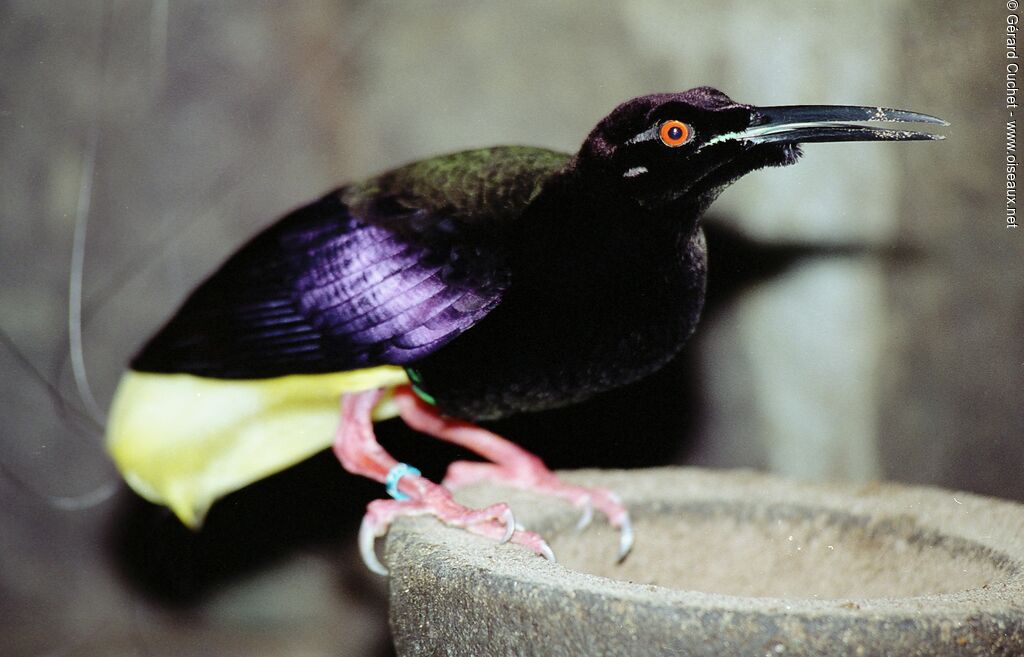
[106,366,409,528]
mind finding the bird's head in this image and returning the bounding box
[579,87,945,211]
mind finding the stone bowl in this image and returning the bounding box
[385,467,1024,657]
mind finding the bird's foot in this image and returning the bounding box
[359,475,555,576]
[442,460,633,561]
[389,386,632,562]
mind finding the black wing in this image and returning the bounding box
[131,147,569,378]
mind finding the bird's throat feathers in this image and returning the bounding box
[512,159,705,297]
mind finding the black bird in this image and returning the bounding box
[106,87,945,574]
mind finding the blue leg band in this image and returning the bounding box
[385,463,421,501]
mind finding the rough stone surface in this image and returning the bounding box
[386,468,1024,657]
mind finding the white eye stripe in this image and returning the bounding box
[625,126,659,145]
[623,166,648,178]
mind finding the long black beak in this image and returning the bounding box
[704,105,947,149]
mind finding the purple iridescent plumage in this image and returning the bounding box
[293,217,504,364]
[131,189,509,377]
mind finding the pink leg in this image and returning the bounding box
[393,386,634,559]
[333,389,553,575]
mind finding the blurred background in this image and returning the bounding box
[1,1,1017,655]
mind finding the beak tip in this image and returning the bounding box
[916,114,949,127]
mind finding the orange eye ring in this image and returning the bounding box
[659,120,691,147]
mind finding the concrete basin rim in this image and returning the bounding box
[389,467,1024,617]
[398,520,1024,619]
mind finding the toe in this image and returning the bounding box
[574,495,594,531]
[499,507,516,544]
[507,526,558,563]
[617,511,634,562]
[359,515,390,576]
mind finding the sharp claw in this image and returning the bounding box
[538,539,557,563]
[359,518,389,576]
[499,508,516,544]
[617,512,634,563]
[574,496,594,531]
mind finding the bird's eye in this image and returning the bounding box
[659,120,692,147]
